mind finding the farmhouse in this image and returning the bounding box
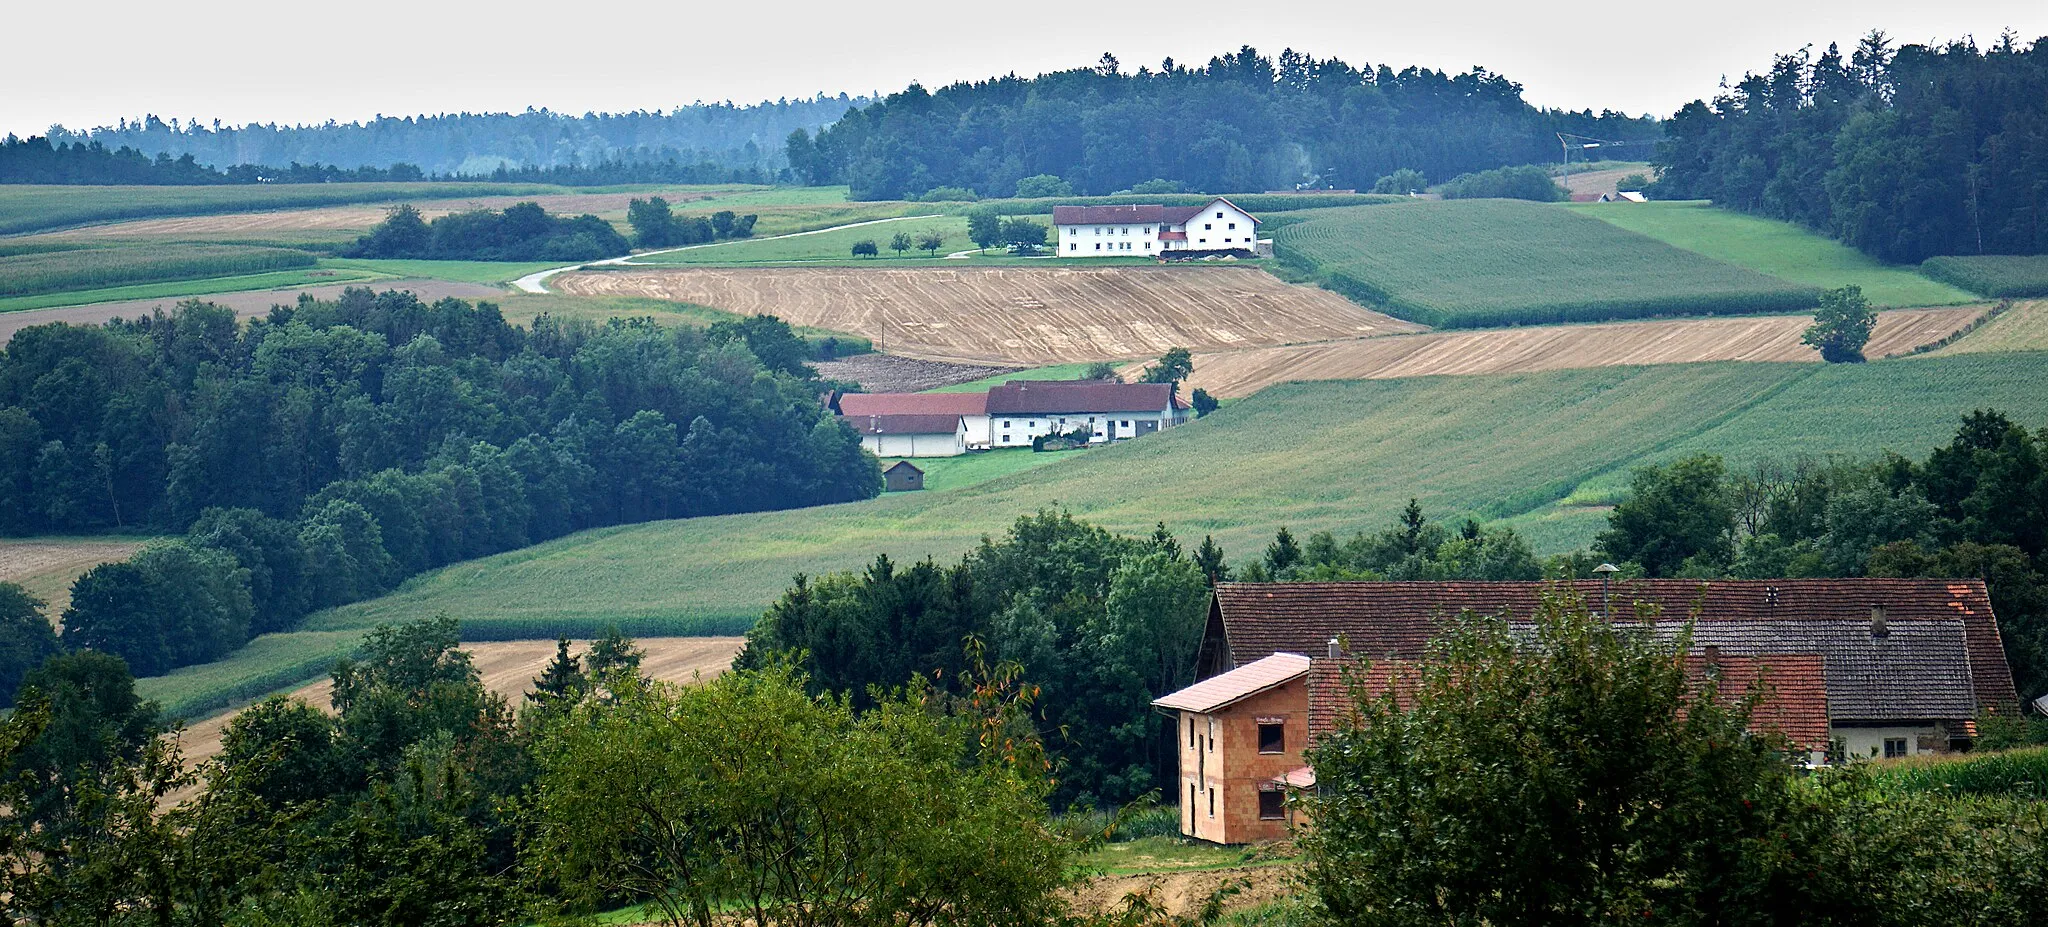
[1154,578,2020,844]
[838,392,992,452]
[985,380,1186,447]
[849,413,967,458]
[1052,197,1260,256]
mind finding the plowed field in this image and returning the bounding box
[171,636,743,789]
[553,266,1423,365]
[1177,306,1986,397]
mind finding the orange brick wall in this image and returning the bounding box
[1175,677,1309,844]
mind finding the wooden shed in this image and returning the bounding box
[882,460,925,492]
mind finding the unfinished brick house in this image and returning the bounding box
[1152,578,2020,844]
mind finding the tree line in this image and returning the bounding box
[1653,32,2048,263]
[787,46,1659,200]
[625,197,758,248]
[0,290,880,680]
[28,98,864,179]
[344,202,630,261]
[0,136,430,185]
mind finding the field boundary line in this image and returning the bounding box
[511,214,942,294]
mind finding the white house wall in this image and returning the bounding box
[1836,725,1948,760]
[1186,201,1257,251]
[1058,221,1165,256]
[990,407,1179,447]
[862,433,966,458]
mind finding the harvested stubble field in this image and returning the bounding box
[1177,306,1986,397]
[0,536,152,618]
[1277,200,1823,328]
[168,636,744,799]
[553,265,1423,365]
[1930,301,2048,355]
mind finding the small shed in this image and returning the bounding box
[882,460,925,492]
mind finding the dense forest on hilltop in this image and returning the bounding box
[1653,32,2048,263]
[789,47,1660,199]
[18,97,865,179]
[0,291,878,676]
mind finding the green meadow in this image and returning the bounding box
[1572,201,1978,307]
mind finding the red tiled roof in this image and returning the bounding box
[838,392,988,416]
[1303,653,1832,753]
[986,379,1174,414]
[1153,652,1310,714]
[1209,580,2018,719]
[847,413,962,436]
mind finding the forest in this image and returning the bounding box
[32,98,865,177]
[788,46,1660,200]
[0,291,879,678]
[1652,32,2048,263]
[0,136,431,185]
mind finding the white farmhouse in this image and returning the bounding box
[849,413,969,458]
[985,380,1186,447]
[1052,197,1260,257]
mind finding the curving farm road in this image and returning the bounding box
[511,214,943,294]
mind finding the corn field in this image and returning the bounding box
[1276,200,1822,328]
[1921,255,2048,298]
[0,243,316,297]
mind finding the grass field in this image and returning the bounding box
[556,265,1419,365]
[1277,200,1822,328]
[1920,255,2048,299]
[878,448,1074,492]
[0,182,565,236]
[1933,300,2048,355]
[0,243,317,297]
[633,215,970,264]
[319,257,560,286]
[1571,201,1977,308]
[925,363,1101,392]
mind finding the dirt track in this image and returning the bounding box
[555,265,1424,365]
[0,279,506,346]
[1067,863,1296,918]
[1176,306,1986,397]
[172,637,744,781]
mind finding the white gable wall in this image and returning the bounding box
[1186,200,1257,251]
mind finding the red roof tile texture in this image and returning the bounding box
[1212,579,2017,718]
[1303,653,1832,753]
[837,392,989,416]
[986,380,1175,414]
[1051,204,1205,225]
[1152,652,1312,713]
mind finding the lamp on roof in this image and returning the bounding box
[1594,562,1620,618]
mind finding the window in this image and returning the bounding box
[1143,226,1152,234]
[1208,788,1215,817]
[1199,238,1207,244]
[1003,421,1012,427]
[1095,227,1103,235]
[1204,223,1212,230]
[1069,243,1076,251]
[1095,243,1102,251]
[1188,717,1195,747]
[1257,721,1285,754]
[1258,788,1286,820]
[1122,420,1133,428]
[1122,227,1130,235]
[1224,238,1232,243]
[1228,222,1237,229]
[1216,211,1224,218]
[1884,738,1909,759]
[1189,783,1196,817]
[1144,242,1152,250]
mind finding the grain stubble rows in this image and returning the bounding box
[555,265,1425,365]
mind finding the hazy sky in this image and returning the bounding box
[6,1,2046,137]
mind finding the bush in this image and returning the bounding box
[345,201,630,262]
[916,185,979,202]
[1437,164,1566,201]
[1013,174,1074,198]
[1128,178,1184,194]
[1370,168,1427,195]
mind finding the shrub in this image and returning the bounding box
[1013,174,1073,198]
[916,185,979,202]
[1437,164,1566,201]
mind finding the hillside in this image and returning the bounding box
[1275,200,1821,327]
[139,351,2035,707]
[1569,201,1977,308]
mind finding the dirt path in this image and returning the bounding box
[1067,863,1298,918]
[512,215,943,294]
[557,265,1423,365]
[1174,306,1986,397]
[0,279,506,346]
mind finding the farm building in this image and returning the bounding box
[850,413,968,458]
[985,380,1187,447]
[838,392,993,450]
[1155,578,2020,844]
[1053,197,1260,256]
[881,460,925,492]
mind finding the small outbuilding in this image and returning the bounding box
[882,460,925,492]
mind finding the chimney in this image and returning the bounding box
[1871,605,1889,641]
[1327,638,1341,660]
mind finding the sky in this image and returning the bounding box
[5,0,2047,137]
